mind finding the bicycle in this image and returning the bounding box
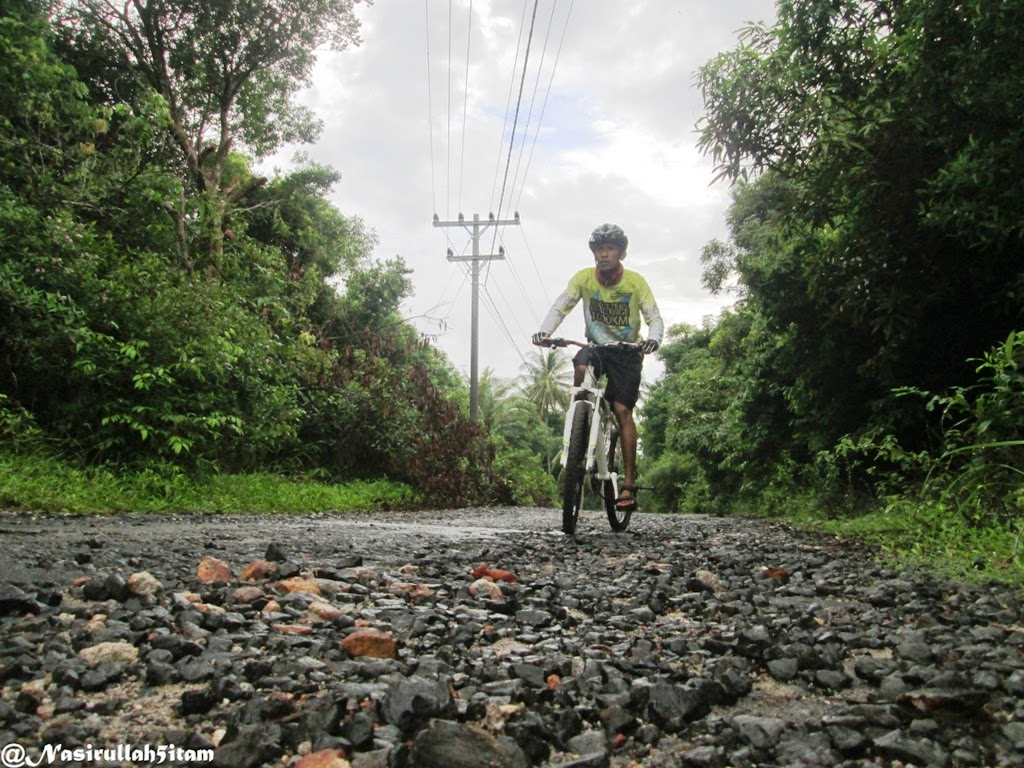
[538,338,640,535]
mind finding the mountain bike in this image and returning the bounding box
[539,338,639,535]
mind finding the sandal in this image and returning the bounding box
[616,485,638,512]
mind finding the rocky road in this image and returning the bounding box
[0,507,1022,768]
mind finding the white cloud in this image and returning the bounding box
[264,0,777,384]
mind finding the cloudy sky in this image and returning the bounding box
[268,0,778,383]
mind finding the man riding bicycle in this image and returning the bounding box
[532,223,664,513]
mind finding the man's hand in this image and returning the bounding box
[641,339,660,354]
[532,332,551,346]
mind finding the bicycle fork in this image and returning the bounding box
[560,392,619,489]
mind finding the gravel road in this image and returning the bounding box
[0,506,1022,767]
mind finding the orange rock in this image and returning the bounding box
[239,560,278,581]
[294,750,351,768]
[546,674,561,690]
[308,601,345,622]
[762,567,790,583]
[341,628,398,659]
[612,733,628,750]
[273,624,313,636]
[470,564,491,579]
[487,569,517,584]
[197,556,232,585]
[274,576,322,596]
[469,564,517,583]
[232,586,265,604]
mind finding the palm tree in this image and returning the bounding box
[516,348,572,421]
[477,368,514,430]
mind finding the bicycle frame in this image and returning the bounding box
[538,337,641,534]
[559,352,619,497]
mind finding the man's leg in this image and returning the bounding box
[612,401,638,503]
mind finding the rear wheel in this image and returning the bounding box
[603,427,631,532]
[562,405,590,535]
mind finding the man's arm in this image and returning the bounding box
[536,273,584,338]
[639,277,664,351]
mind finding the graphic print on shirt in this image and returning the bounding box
[589,295,631,329]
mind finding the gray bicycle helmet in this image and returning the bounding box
[588,223,628,252]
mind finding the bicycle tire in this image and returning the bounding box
[603,427,631,531]
[562,405,590,535]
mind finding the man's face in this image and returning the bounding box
[593,243,624,274]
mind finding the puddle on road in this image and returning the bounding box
[320,519,536,540]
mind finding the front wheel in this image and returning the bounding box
[602,427,631,532]
[562,405,590,535]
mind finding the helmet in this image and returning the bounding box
[588,223,628,252]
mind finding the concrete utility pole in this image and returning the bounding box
[433,211,521,422]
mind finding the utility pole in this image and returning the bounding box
[433,211,521,421]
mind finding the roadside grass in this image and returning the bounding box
[738,488,1024,586]
[0,449,417,515]
[813,500,1024,586]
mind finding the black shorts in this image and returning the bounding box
[573,346,643,410]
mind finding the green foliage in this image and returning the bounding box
[54,0,368,269]
[491,437,558,507]
[517,348,572,423]
[652,0,1024,560]
[802,494,1023,585]
[696,0,1024,463]
[0,4,500,510]
[909,331,1024,527]
[0,445,414,515]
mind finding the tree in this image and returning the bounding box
[517,348,571,422]
[696,0,1024,457]
[56,0,369,271]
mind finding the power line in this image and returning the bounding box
[479,284,530,366]
[512,0,574,213]
[517,224,554,307]
[488,0,531,216]
[458,0,473,213]
[486,0,571,291]
[423,2,573,373]
[506,0,560,213]
[424,0,437,216]
[484,270,535,339]
[493,0,540,233]
[446,0,453,218]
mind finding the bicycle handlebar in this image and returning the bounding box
[535,337,642,351]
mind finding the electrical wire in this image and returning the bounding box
[458,0,473,213]
[505,0,560,214]
[485,0,570,292]
[512,0,574,214]
[488,0,531,216]
[446,0,453,219]
[517,224,554,307]
[479,284,530,366]
[423,1,574,370]
[490,233,542,327]
[424,0,437,217]
[492,0,540,233]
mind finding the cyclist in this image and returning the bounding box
[532,223,664,513]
